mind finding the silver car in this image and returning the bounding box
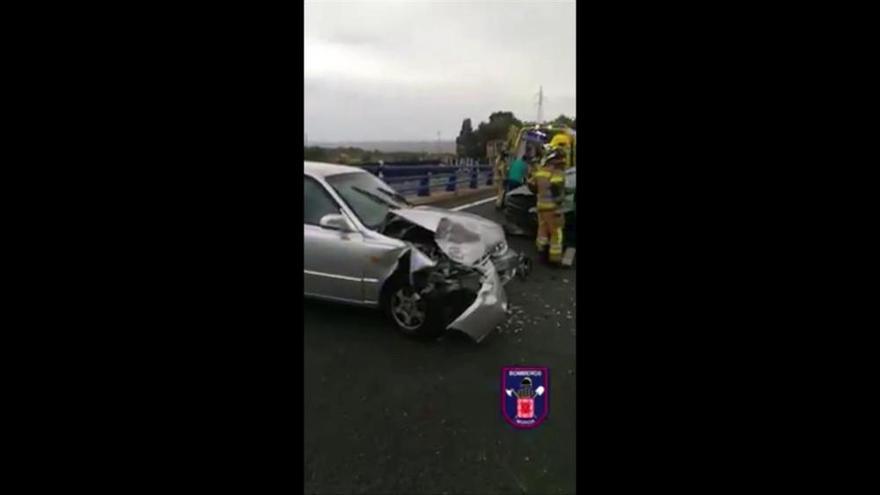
[304,161,528,342]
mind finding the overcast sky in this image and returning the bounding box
[304,0,576,142]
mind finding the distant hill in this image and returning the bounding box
[310,140,456,154]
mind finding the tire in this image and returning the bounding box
[382,274,446,339]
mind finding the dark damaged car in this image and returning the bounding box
[502,166,576,245]
[304,162,529,342]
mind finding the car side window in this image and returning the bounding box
[304,176,340,225]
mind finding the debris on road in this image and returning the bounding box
[561,247,576,267]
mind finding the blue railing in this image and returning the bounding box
[366,163,495,197]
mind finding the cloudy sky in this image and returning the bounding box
[304,0,576,142]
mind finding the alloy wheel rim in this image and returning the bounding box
[391,288,426,331]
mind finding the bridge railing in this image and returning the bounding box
[366,163,495,197]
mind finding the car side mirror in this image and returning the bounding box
[319,213,353,232]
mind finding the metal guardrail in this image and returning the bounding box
[368,164,495,197]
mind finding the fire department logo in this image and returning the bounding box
[502,367,549,429]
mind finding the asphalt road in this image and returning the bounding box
[304,196,577,495]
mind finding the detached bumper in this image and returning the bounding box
[446,261,508,343]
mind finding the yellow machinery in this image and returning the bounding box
[495,124,576,208]
[506,124,576,172]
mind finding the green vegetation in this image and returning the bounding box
[456,112,576,159]
[304,111,575,164]
[304,145,453,165]
[552,114,576,129]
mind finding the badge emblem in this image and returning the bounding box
[502,367,549,429]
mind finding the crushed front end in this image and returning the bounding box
[383,210,531,342]
[445,258,508,342]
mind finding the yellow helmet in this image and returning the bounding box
[549,132,572,149]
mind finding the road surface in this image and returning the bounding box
[304,194,577,495]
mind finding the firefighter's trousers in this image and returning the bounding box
[495,177,505,207]
[536,209,565,263]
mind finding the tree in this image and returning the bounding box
[551,114,575,128]
[304,146,328,162]
[473,111,522,159]
[455,118,480,158]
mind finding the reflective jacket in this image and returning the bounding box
[528,167,566,211]
[494,156,507,181]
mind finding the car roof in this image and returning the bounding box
[304,161,366,179]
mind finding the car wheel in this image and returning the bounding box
[517,256,532,279]
[383,276,445,339]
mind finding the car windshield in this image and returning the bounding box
[325,172,409,229]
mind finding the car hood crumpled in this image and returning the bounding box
[390,206,505,266]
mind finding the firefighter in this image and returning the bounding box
[549,132,573,169]
[518,377,534,397]
[529,144,544,172]
[528,148,567,265]
[494,150,509,208]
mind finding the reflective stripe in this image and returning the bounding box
[551,223,564,264]
[535,169,563,207]
[550,226,564,257]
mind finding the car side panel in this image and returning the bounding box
[303,168,420,306]
[304,224,367,302]
[358,237,409,304]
